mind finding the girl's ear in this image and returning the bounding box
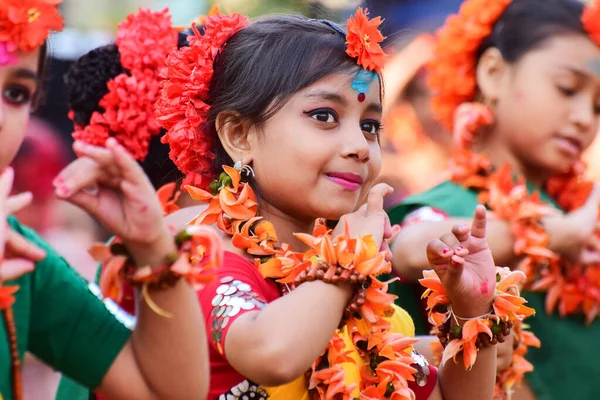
[476,47,509,103]
[215,110,257,164]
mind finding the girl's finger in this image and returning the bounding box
[73,141,115,165]
[451,223,470,243]
[6,192,33,215]
[439,232,460,248]
[0,167,14,201]
[106,139,148,185]
[62,190,101,217]
[470,205,488,239]
[54,158,110,199]
[426,239,455,266]
[0,259,35,282]
[5,230,46,261]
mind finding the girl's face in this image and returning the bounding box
[251,72,383,221]
[493,34,600,174]
[0,47,40,170]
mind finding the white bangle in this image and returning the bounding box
[448,304,494,325]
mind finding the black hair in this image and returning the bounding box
[478,0,585,63]
[32,42,48,109]
[206,15,364,170]
[64,33,191,189]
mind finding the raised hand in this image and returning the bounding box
[426,205,496,317]
[53,139,175,266]
[333,183,394,260]
[0,168,46,282]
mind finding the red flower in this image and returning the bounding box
[345,8,386,72]
[0,0,63,53]
[155,13,249,189]
[583,1,600,45]
[71,9,178,161]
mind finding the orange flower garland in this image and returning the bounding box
[0,0,64,54]
[187,166,420,399]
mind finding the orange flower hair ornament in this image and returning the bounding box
[427,0,513,132]
[345,8,386,72]
[583,0,600,45]
[70,8,178,161]
[0,0,63,55]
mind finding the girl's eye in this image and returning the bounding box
[557,86,577,97]
[3,85,32,106]
[361,120,380,136]
[306,108,338,124]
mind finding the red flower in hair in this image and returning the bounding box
[155,13,249,189]
[0,0,63,53]
[345,8,386,72]
[583,1,600,46]
[71,8,177,161]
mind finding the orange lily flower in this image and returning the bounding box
[186,165,258,234]
[157,182,181,216]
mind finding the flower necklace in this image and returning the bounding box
[187,165,421,399]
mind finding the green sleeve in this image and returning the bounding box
[8,217,131,389]
[387,180,481,224]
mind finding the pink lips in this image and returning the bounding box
[554,135,583,158]
[325,172,363,191]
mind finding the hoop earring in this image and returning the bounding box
[234,160,255,178]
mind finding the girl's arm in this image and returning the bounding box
[225,281,352,386]
[55,140,210,400]
[392,211,595,281]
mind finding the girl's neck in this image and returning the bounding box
[477,130,550,189]
[259,201,315,252]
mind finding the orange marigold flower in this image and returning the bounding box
[345,8,386,72]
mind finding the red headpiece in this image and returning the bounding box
[154,12,249,188]
[70,8,178,161]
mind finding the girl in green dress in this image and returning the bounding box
[388,0,600,399]
[0,2,212,399]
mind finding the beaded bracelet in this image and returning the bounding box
[271,220,393,327]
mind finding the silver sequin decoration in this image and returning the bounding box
[411,349,431,387]
[218,380,268,400]
[210,279,266,351]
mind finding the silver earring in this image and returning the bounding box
[234,160,255,177]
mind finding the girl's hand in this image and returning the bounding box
[53,139,176,266]
[0,168,46,281]
[426,205,495,317]
[334,183,394,260]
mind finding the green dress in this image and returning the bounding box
[387,180,600,400]
[0,216,131,400]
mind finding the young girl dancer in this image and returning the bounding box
[0,2,214,399]
[390,0,600,398]
[87,8,535,399]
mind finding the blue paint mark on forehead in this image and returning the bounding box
[351,70,377,94]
